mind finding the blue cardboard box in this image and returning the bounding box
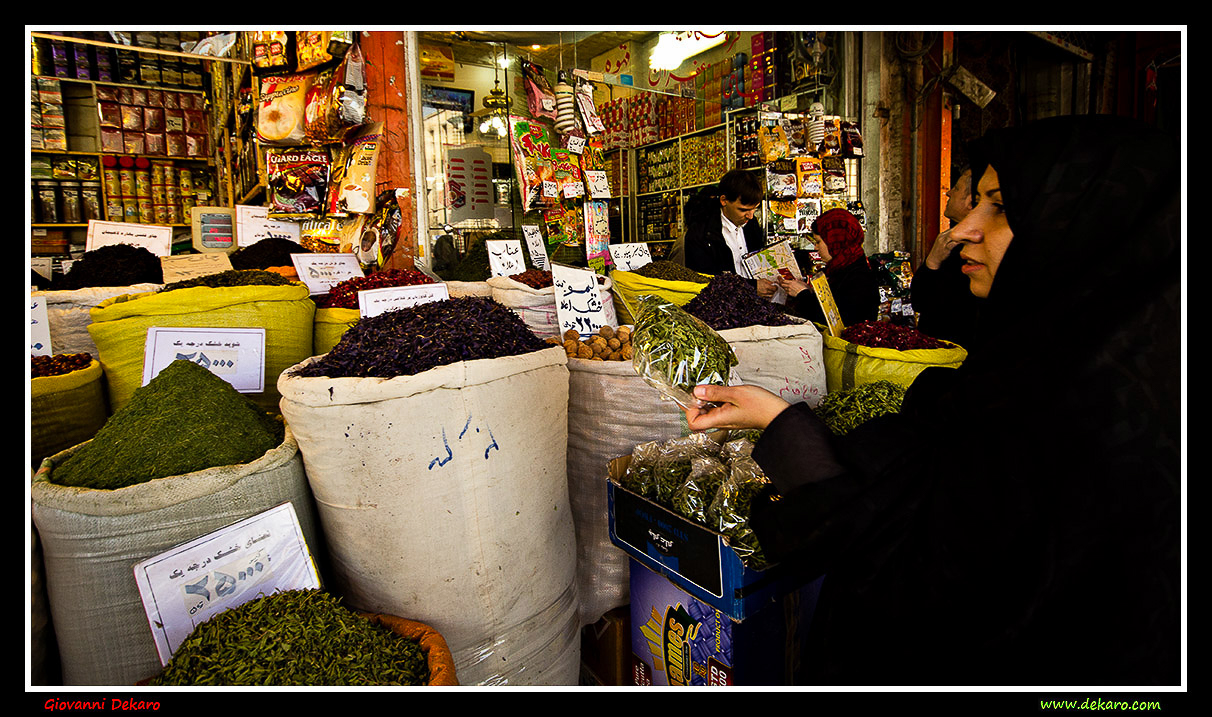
[629,558,819,686]
[607,455,805,621]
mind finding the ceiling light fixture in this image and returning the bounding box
[649,30,727,71]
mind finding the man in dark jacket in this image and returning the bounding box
[671,169,776,298]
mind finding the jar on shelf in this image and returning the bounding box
[80,181,102,222]
[59,181,82,224]
[35,180,60,223]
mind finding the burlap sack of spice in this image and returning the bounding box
[30,359,108,468]
[565,356,689,627]
[278,347,581,686]
[33,284,161,357]
[609,269,708,325]
[719,319,829,409]
[30,429,318,687]
[87,283,315,415]
[312,306,360,357]
[818,324,968,393]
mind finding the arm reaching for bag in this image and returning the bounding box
[682,384,791,432]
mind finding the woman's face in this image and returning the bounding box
[813,235,832,263]
[952,166,1014,298]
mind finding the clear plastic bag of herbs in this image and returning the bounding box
[708,454,774,570]
[620,433,720,504]
[631,295,738,410]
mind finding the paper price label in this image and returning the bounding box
[86,220,173,256]
[133,503,321,665]
[142,326,266,393]
[292,253,363,295]
[608,243,653,272]
[585,169,610,199]
[30,295,51,356]
[235,204,302,248]
[487,239,526,277]
[358,282,450,317]
[553,263,608,337]
[160,253,233,283]
[522,225,548,270]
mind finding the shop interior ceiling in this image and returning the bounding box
[418,30,661,70]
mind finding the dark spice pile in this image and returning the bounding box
[50,243,163,290]
[158,269,295,294]
[294,296,549,379]
[683,272,795,330]
[840,320,950,350]
[631,260,709,284]
[813,380,907,435]
[51,359,285,490]
[149,589,430,686]
[317,269,436,309]
[228,237,310,271]
[31,352,92,379]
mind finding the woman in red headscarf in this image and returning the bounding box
[779,208,881,326]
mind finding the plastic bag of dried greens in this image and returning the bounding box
[631,296,738,410]
[708,455,773,569]
[620,433,720,503]
[671,455,729,525]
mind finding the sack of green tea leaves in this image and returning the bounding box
[31,409,316,687]
[87,281,315,415]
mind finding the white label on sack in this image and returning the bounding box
[142,326,266,393]
[133,503,321,666]
[358,282,450,317]
[29,294,51,356]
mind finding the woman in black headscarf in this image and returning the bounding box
[681,115,1182,687]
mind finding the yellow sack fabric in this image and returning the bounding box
[609,269,709,325]
[88,284,315,414]
[820,325,968,392]
[313,306,360,356]
[30,359,108,467]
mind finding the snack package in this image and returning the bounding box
[631,296,738,410]
[840,121,865,158]
[785,117,810,155]
[299,214,365,253]
[821,118,843,156]
[295,31,334,72]
[250,31,290,72]
[510,117,557,209]
[822,156,847,194]
[757,123,790,163]
[797,156,824,198]
[257,73,313,145]
[551,148,582,200]
[266,147,330,218]
[305,40,367,145]
[575,78,606,135]
[328,122,383,215]
[520,59,557,120]
[766,158,798,201]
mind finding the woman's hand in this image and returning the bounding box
[777,275,811,298]
[755,278,778,298]
[682,384,790,432]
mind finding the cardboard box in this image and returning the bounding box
[629,559,820,686]
[607,454,801,621]
[580,605,630,686]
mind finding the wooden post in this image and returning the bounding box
[360,30,418,270]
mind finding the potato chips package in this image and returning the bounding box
[822,156,847,194]
[758,123,790,163]
[797,156,824,198]
[257,74,313,145]
[250,31,290,72]
[267,147,330,218]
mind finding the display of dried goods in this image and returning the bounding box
[158,269,294,293]
[682,272,795,331]
[293,296,548,379]
[149,589,429,686]
[316,269,435,309]
[550,325,633,361]
[839,320,950,350]
[50,360,285,490]
[31,352,92,378]
[228,237,310,271]
[49,243,163,290]
[509,269,553,289]
[630,260,709,284]
[813,380,907,435]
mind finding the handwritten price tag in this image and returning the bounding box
[553,263,608,337]
[608,242,652,271]
[522,225,548,270]
[487,239,526,277]
[86,220,173,256]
